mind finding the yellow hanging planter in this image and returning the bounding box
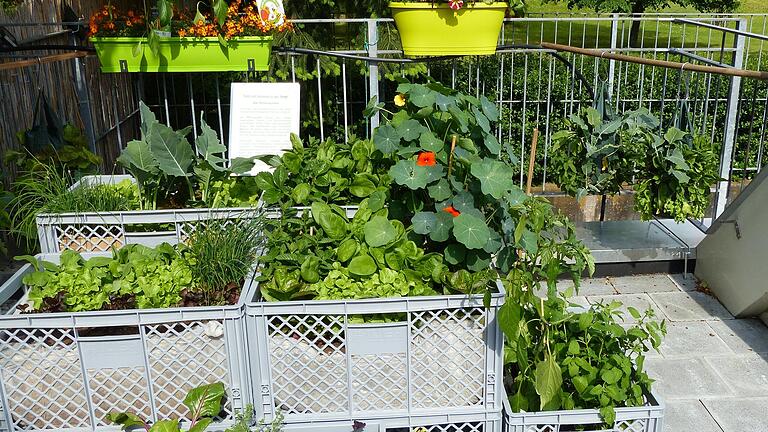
[389,2,508,57]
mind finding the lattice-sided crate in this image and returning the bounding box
[0,254,254,432]
[280,411,503,432]
[35,175,262,254]
[502,389,664,432]
[243,281,506,425]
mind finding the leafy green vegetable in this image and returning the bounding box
[249,133,390,208]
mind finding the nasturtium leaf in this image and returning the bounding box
[435,93,455,112]
[483,229,502,254]
[424,164,445,184]
[397,119,427,141]
[310,202,347,240]
[430,211,454,242]
[452,191,475,212]
[368,190,386,212]
[457,137,477,153]
[337,238,358,262]
[364,216,397,247]
[291,183,311,204]
[480,95,500,121]
[444,243,467,265]
[409,87,437,107]
[466,250,492,271]
[419,131,444,152]
[484,133,501,156]
[412,212,436,235]
[348,254,377,276]
[534,354,563,410]
[428,179,452,201]
[389,160,431,190]
[448,105,469,132]
[453,214,491,250]
[472,106,491,133]
[470,159,515,199]
[506,186,528,207]
[350,175,377,197]
[373,124,401,153]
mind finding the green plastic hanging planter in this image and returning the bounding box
[91,36,273,73]
[389,2,508,56]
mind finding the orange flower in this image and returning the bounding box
[416,151,436,167]
[443,206,460,217]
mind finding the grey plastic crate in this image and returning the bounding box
[502,389,664,432]
[279,411,503,432]
[0,253,254,432]
[35,175,262,254]
[243,280,506,425]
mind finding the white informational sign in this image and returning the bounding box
[228,82,301,174]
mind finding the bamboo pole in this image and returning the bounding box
[0,51,90,72]
[526,128,539,195]
[540,42,768,80]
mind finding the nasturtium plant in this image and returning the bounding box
[365,81,527,272]
[249,133,390,208]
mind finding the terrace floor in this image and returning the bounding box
[573,273,768,432]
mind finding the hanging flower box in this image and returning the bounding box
[92,36,273,73]
[390,1,508,56]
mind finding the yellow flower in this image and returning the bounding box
[394,93,406,107]
[413,428,428,432]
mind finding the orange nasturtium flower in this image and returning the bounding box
[394,93,407,107]
[416,151,436,167]
[443,206,461,217]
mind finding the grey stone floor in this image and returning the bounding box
[576,273,768,432]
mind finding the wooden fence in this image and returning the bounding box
[0,0,141,185]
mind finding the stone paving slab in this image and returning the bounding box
[708,319,768,354]
[645,357,734,399]
[611,274,680,294]
[586,293,666,323]
[663,400,724,432]
[702,397,768,432]
[649,291,734,321]
[560,277,618,296]
[667,273,700,292]
[658,322,733,358]
[705,354,768,397]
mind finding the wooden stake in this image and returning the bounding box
[526,128,539,195]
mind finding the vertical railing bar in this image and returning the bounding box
[342,60,349,143]
[215,75,225,147]
[316,59,324,141]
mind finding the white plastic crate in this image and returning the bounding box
[280,411,503,432]
[0,254,255,432]
[502,389,664,432]
[35,175,262,254]
[243,281,506,425]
